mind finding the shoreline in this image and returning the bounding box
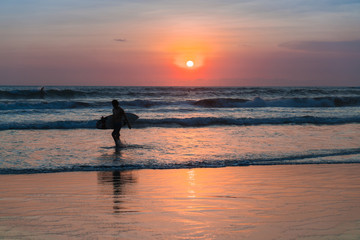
[1,161,360,175]
[1,164,360,239]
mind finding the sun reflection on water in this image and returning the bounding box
[187,169,196,198]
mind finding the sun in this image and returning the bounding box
[186,60,194,68]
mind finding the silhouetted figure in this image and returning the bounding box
[111,100,131,147]
[40,87,46,98]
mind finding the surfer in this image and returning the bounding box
[40,86,46,98]
[112,100,131,147]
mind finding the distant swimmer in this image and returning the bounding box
[111,100,131,147]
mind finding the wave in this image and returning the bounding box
[2,87,360,100]
[192,96,360,108]
[1,96,360,110]
[0,99,167,110]
[0,88,194,99]
[0,87,206,100]
[1,116,359,130]
[0,89,92,99]
[0,120,97,130]
[0,101,94,110]
[1,148,359,174]
[136,116,360,127]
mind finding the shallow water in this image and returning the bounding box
[1,165,360,239]
[1,124,360,173]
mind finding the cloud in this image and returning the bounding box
[114,38,126,42]
[279,40,360,53]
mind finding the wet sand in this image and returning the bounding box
[1,164,360,239]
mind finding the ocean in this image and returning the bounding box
[1,86,360,174]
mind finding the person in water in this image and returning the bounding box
[112,100,131,147]
[40,86,46,98]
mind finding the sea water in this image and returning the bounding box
[0,86,360,174]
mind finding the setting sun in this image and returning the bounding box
[168,39,210,71]
[186,60,194,68]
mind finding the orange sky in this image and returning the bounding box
[1,0,360,86]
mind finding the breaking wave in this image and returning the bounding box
[1,116,359,130]
[1,96,360,110]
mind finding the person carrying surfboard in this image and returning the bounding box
[112,100,131,147]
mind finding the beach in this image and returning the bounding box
[1,86,360,239]
[2,0,360,237]
[1,165,360,239]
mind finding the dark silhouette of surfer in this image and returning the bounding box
[112,100,131,147]
[40,87,46,98]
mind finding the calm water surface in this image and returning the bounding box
[1,165,360,239]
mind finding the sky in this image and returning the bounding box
[0,0,359,86]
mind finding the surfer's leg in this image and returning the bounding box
[111,129,117,142]
[112,124,121,146]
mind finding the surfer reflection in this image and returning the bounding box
[97,171,136,214]
[112,100,131,147]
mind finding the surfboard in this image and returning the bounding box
[96,113,139,129]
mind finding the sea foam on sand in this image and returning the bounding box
[1,164,360,239]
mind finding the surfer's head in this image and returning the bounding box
[112,99,119,107]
